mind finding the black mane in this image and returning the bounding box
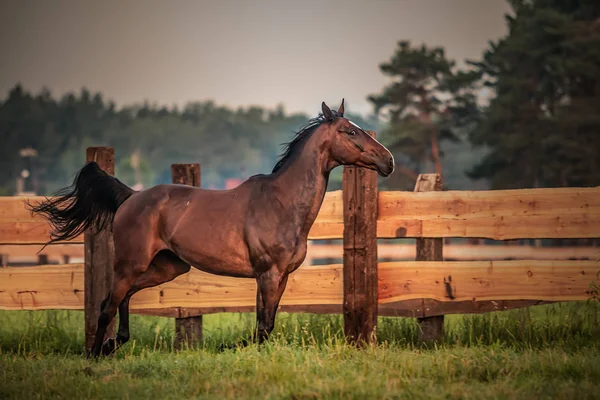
[272,110,343,173]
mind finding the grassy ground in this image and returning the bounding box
[1,302,600,399]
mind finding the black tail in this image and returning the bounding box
[28,161,134,247]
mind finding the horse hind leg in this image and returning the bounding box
[90,262,144,358]
[113,251,191,350]
[90,242,167,357]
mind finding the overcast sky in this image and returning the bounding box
[0,0,511,116]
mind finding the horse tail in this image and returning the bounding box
[29,161,135,247]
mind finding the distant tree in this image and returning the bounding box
[368,41,479,189]
[466,0,600,189]
[1,86,343,194]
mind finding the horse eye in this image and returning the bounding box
[349,130,356,136]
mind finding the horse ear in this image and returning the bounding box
[338,98,345,117]
[322,102,334,121]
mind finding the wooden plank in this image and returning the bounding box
[0,264,86,310]
[1,261,596,315]
[342,131,379,346]
[0,264,339,311]
[0,221,84,245]
[378,186,600,220]
[0,196,82,244]
[0,196,51,222]
[171,163,203,349]
[5,187,599,242]
[309,191,343,239]
[307,221,344,240]
[7,186,599,224]
[378,260,599,303]
[84,147,116,355]
[377,214,600,240]
[130,265,341,310]
[413,174,444,343]
[314,191,344,221]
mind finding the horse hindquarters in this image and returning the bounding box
[90,197,169,357]
[114,251,191,349]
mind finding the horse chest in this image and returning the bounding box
[247,231,307,273]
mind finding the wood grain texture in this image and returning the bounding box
[84,146,115,354]
[3,186,599,242]
[378,186,600,220]
[342,131,379,345]
[413,174,444,343]
[377,214,600,240]
[171,163,202,349]
[378,260,599,303]
[0,221,84,245]
[1,261,596,315]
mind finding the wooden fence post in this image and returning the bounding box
[414,173,444,343]
[84,147,115,355]
[343,130,379,346]
[171,163,203,350]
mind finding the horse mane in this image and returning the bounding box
[272,110,343,173]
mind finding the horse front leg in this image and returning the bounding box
[256,270,289,344]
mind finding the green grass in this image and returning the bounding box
[1,302,600,399]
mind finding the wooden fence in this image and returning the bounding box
[1,145,599,351]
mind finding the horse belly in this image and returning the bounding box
[168,234,253,278]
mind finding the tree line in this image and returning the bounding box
[1,0,598,196]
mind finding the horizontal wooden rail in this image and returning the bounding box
[0,196,83,244]
[378,186,600,239]
[2,261,597,318]
[2,186,599,244]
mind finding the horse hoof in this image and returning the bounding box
[101,338,117,356]
[217,338,251,352]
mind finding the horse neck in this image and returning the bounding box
[271,134,332,237]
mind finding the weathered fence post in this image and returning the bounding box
[171,163,203,350]
[414,173,444,343]
[343,130,379,346]
[84,146,115,355]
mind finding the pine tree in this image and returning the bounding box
[467,0,600,189]
[368,41,479,189]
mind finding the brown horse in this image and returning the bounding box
[30,100,395,357]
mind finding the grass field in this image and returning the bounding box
[1,302,600,399]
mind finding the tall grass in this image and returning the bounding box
[1,301,598,356]
[1,302,599,399]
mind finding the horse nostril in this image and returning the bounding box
[388,157,394,169]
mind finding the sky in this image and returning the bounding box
[0,0,511,116]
